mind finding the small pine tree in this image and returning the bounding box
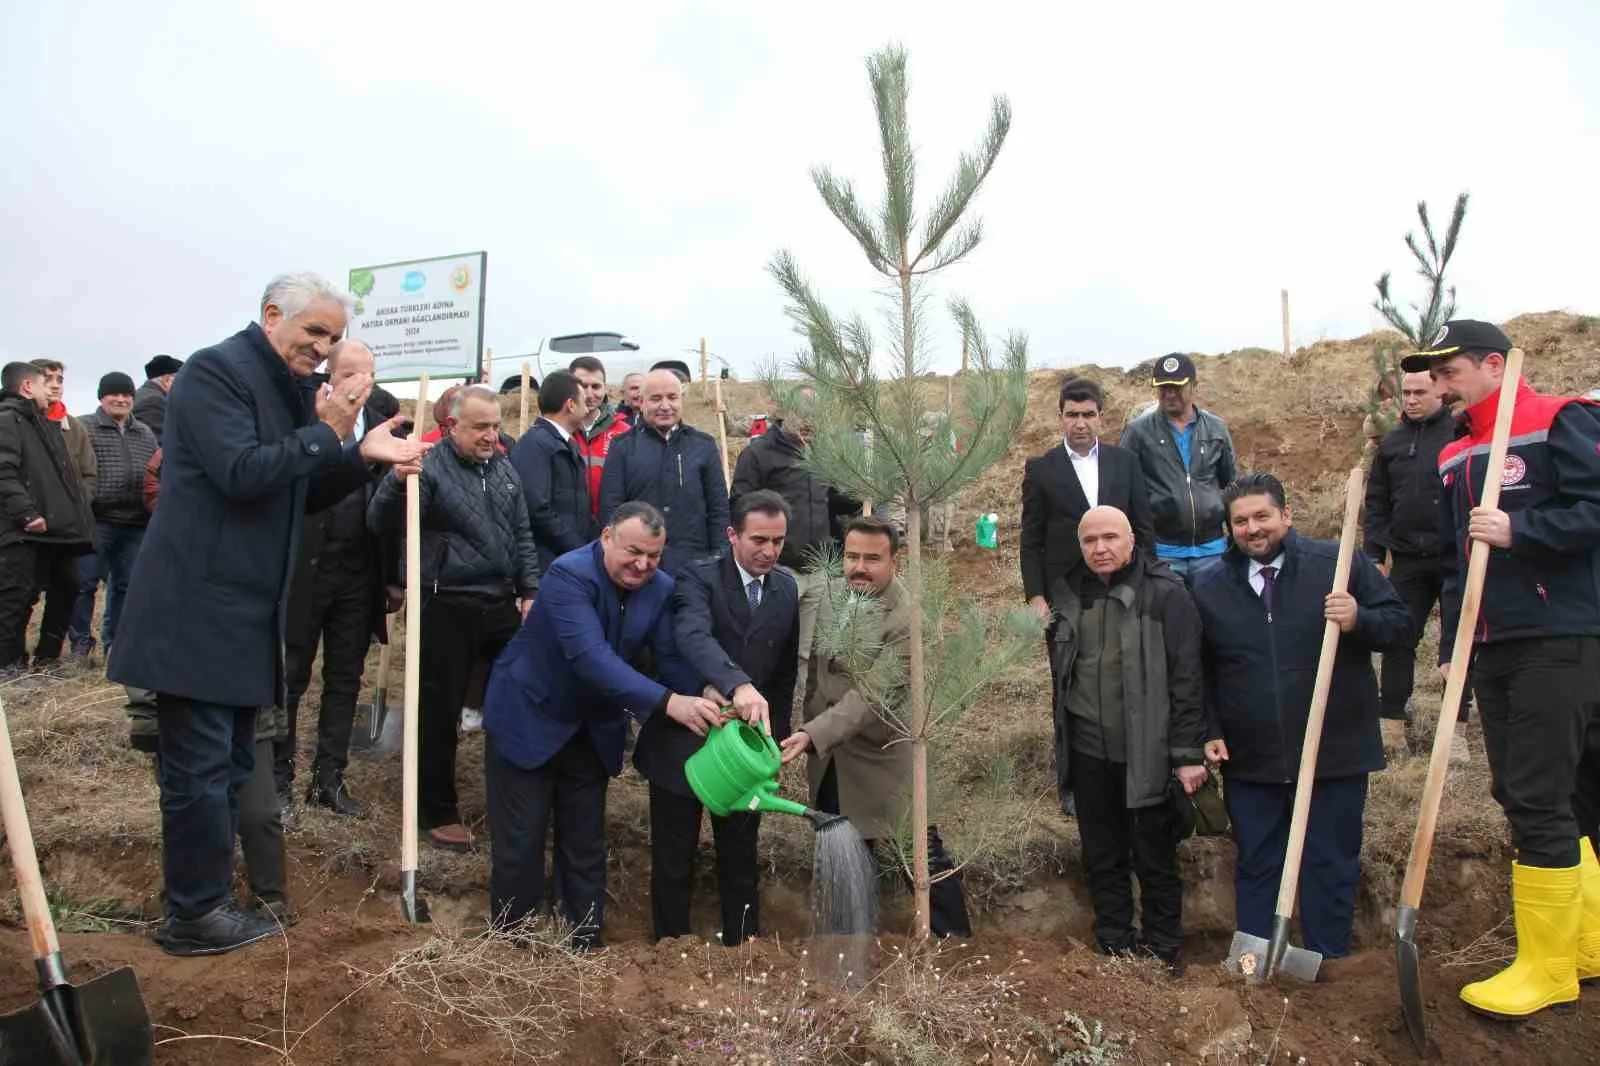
[1366,193,1469,455]
[768,43,1036,938]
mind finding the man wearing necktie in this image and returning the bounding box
[1191,473,1409,964]
[636,489,799,945]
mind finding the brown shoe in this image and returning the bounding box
[427,824,475,853]
[1381,718,1409,759]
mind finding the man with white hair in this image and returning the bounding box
[110,271,427,957]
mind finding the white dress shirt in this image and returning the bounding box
[1066,440,1100,508]
[1248,553,1285,596]
[541,415,573,444]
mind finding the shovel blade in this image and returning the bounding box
[400,870,431,925]
[1223,930,1320,984]
[1396,904,1427,1053]
[0,969,153,1066]
[356,699,400,761]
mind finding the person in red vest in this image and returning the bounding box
[569,356,632,517]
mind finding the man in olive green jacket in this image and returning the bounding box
[782,516,972,937]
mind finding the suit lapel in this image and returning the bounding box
[1051,445,1091,514]
[722,555,753,627]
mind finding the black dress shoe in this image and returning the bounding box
[306,774,364,818]
[161,903,278,957]
[252,897,299,928]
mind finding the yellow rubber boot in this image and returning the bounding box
[1579,838,1600,984]
[1460,862,1580,1019]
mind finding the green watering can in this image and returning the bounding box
[686,720,842,830]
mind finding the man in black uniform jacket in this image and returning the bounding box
[636,489,799,945]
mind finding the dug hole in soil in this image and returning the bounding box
[5,318,1600,1064]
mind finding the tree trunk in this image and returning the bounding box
[898,256,932,941]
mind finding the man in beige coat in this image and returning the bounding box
[781,515,972,937]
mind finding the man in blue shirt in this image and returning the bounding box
[1119,354,1238,580]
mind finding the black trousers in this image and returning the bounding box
[15,544,81,659]
[0,543,36,667]
[816,763,972,937]
[1474,635,1600,868]
[648,784,761,946]
[155,697,256,919]
[1380,553,1468,722]
[1070,748,1183,959]
[486,732,608,949]
[419,593,520,828]
[277,563,373,789]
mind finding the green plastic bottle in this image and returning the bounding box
[976,512,999,549]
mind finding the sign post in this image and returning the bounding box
[347,252,488,384]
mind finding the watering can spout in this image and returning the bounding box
[746,782,810,819]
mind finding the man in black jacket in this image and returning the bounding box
[510,369,597,573]
[276,340,400,817]
[730,402,858,697]
[69,372,159,659]
[109,271,426,956]
[133,354,182,446]
[1192,473,1409,962]
[637,489,799,946]
[1119,354,1237,580]
[369,385,541,852]
[600,369,729,576]
[1023,377,1155,815]
[1363,370,1463,759]
[0,362,95,675]
[1049,505,1206,966]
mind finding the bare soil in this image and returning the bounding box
[1,312,1597,1063]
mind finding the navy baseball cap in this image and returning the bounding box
[1400,320,1512,373]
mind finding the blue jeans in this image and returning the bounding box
[156,696,257,919]
[1157,553,1223,585]
[1225,774,1368,959]
[70,520,145,652]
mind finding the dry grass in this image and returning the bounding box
[358,918,611,1062]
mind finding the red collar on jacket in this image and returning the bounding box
[1437,380,1581,469]
[45,400,66,422]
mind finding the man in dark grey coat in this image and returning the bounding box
[1049,505,1207,966]
[369,385,540,852]
[133,354,182,446]
[108,272,426,957]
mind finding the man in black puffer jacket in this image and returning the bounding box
[0,362,94,673]
[369,385,540,852]
[1363,370,1461,756]
[1192,473,1409,964]
[599,369,728,576]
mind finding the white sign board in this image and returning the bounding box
[347,251,487,383]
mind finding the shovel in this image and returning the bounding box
[351,642,398,759]
[1396,348,1523,1053]
[400,374,430,924]
[1225,466,1364,984]
[0,696,154,1065]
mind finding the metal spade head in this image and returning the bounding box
[400,871,431,925]
[1396,904,1427,1053]
[352,695,400,760]
[0,967,154,1065]
[1223,930,1322,984]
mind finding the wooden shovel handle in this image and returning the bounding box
[1400,349,1524,908]
[1274,466,1365,917]
[713,374,732,489]
[401,373,429,876]
[0,698,63,961]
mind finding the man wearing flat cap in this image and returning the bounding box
[1119,353,1238,581]
[135,354,183,446]
[1406,319,1600,1019]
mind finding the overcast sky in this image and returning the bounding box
[4,0,1597,412]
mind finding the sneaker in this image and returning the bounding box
[1449,722,1471,765]
[460,707,483,733]
[306,772,364,818]
[160,903,278,957]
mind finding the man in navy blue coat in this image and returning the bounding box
[109,272,426,957]
[509,369,596,573]
[481,501,729,948]
[1191,473,1409,963]
[636,489,799,945]
[598,369,728,576]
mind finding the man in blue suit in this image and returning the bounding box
[636,489,799,945]
[482,500,729,948]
